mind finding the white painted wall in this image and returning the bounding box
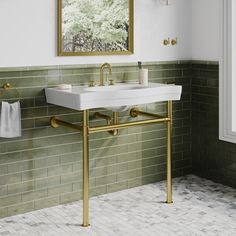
[0,0,191,68]
[191,0,221,61]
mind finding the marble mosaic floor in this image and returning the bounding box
[0,175,235,236]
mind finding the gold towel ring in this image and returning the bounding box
[1,83,20,99]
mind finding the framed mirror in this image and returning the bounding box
[58,0,134,56]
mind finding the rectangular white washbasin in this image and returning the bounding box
[45,83,182,111]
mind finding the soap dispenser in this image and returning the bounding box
[138,61,148,86]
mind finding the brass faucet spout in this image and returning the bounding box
[100,63,112,86]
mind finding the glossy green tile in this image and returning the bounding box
[20,148,48,160]
[0,195,22,207]
[116,151,138,163]
[0,208,8,218]
[35,176,60,190]
[20,70,48,77]
[192,62,236,188]
[8,77,46,88]
[0,173,22,186]
[35,97,47,107]
[18,87,45,98]
[59,191,81,204]
[127,160,142,170]
[7,201,34,216]
[5,140,31,153]
[141,172,166,185]
[174,158,191,169]
[0,71,21,78]
[61,172,81,185]
[46,75,61,86]
[48,163,73,177]
[107,163,128,175]
[0,185,7,197]
[107,181,128,193]
[72,182,82,192]
[90,167,107,178]
[19,98,35,109]
[47,69,60,77]
[22,189,47,202]
[90,185,107,197]
[34,155,60,169]
[21,119,35,129]
[21,168,48,182]
[143,156,165,167]
[21,107,47,119]
[0,164,7,175]
[47,143,74,156]
[7,180,34,195]
[0,152,21,165]
[7,160,33,174]
[117,170,137,182]
[34,196,60,210]
[95,155,116,167]
[48,183,73,196]
[95,174,116,186]
[127,177,142,188]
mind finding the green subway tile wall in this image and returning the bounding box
[0,62,192,217]
[192,62,236,188]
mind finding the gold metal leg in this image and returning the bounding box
[112,112,119,136]
[82,110,90,227]
[166,101,173,204]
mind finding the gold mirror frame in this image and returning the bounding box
[57,0,134,56]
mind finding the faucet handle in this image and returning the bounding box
[109,79,114,86]
[89,81,96,87]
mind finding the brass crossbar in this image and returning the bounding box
[50,101,173,227]
[50,117,82,131]
[130,107,165,119]
[89,117,170,134]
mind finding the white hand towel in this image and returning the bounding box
[0,101,21,138]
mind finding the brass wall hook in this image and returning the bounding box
[163,38,170,46]
[1,83,20,99]
[171,38,178,46]
[3,83,11,90]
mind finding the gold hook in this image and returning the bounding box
[163,38,170,46]
[3,83,11,90]
[171,38,178,46]
[1,83,20,99]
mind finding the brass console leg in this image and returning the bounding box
[112,112,119,136]
[82,110,90,227]
[166,101,173,204]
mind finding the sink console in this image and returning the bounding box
[45,75,182,227]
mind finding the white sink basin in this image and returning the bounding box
[84,84,143,92]
[45,83,182,111]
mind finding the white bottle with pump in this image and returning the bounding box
[138,61,148,86]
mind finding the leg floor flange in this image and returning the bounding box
[81,224,90,227]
